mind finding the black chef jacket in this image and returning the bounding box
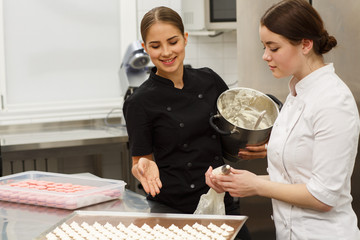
[123,66,236,213]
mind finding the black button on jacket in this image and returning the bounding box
[123,67,234,213]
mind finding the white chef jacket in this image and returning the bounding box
[267,63,360,240]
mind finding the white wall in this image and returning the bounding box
[185,32,238,87]
[0,0,137,125]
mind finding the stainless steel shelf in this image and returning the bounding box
[0,118,128,153]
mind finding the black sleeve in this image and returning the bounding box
[123,97,153,157]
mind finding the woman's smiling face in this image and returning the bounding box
[260,25,304,79]
[142,21,187,79]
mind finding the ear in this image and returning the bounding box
[184,32,189,46]
[302,39,313,55]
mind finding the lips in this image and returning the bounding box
[268,65,276,70]
[161,57,176,65]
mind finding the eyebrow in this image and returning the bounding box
[264,41,278,45]
[148,35,179,45]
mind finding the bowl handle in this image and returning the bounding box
[266,94,283,111]
[209,114,232,136]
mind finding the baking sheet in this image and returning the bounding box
[37,211,248,240]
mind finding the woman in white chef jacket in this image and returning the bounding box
[205,0,360,239]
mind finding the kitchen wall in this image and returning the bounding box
[0,0,129,125]
[136,0,239,88]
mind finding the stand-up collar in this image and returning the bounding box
[149,67,188,88]
[289,63,334,97]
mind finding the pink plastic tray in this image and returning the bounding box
[0,171,126,209]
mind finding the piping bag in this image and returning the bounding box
[194,164,231,215]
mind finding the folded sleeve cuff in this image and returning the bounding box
[307,178,338,206]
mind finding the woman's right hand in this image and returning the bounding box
[132,155,162,197]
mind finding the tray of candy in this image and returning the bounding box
[0,171,126,210]
[37,211,248,240]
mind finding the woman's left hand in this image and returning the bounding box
[205,166,226,193]
[238,143,267,160]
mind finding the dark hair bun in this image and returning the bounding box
[319,31,337,54]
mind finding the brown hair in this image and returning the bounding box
[140,6,185,43]
[261,0,337,55]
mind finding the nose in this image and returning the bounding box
[161,45,172,57]
[262,49,271,61]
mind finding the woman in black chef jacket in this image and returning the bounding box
[123,6,266,240]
